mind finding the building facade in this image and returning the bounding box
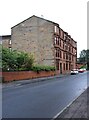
[1,35,11,49]
[11,15,77,74]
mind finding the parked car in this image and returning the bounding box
[78,68,86,73]
[70,69,79,75]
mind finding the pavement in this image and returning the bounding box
[55,87,89,119]
[2,72,89,119]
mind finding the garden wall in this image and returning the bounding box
[2,71,56,82]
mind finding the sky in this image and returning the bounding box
[0,0,87,57]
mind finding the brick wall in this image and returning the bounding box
[2,71,56,82]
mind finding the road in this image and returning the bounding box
[2,71,88,118]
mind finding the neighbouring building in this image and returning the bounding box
[9,15,77,74]
[1,35,11,49]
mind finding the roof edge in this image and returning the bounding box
[11,15,59,29]
[0,35,11,37]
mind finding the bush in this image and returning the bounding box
[80,65,87,69]
[31,65,42,73]
[31,65,56,72]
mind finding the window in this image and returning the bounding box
[64,34,66,40]
[66,53,69,60]
[69,46,71,52]
[56,49,57,57]
[54,37,60,45]
[60,29,64,39]
[65,43,67,50]
[56,59,59,70]
[54,26,57,33]
[58,50,59,57]
[60,51,62,58]
[56,37,59,45]
[72,47,73,53]
[69,54,71,60]
[55,49,60,57]
[63,52,65,59]
[60,40,61,47]
[9,40,11,45]
[66,63,68,70]
[54,37,56,45]
[66,46,68,51]
[63,42,64,49]
[64,63,65,70]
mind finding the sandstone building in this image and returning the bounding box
[11,15,77,74]
[0,35,11,49]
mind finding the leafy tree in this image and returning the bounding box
[2,47,34,71]
[79,49,89,70]
[2,48,17,71]
[24,54,34,70]
[79,50,89,63]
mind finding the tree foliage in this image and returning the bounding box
[79,49,89,63]
[79,49,89,70]
[2,47,34,71]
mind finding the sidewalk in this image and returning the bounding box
[55,87,89,119]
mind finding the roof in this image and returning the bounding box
[1,35,11,38]
[0,35,11,40]
[11,15,77,43]
[11,15,59,29]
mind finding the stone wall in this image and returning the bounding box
[11,16,55,66]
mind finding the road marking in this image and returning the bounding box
[15,84,22,86]
[52,87,87,120]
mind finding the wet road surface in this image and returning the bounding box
[2,71,88,118]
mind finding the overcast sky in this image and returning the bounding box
[0,0,87,57]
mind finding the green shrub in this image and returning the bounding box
[31,65,41,72]
[32,65,56,72]
[80,65,87,69]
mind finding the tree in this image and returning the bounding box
[2,48,17,71]
[79,49,89,70]
[79,50,87,63]
[2,47,34,71]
